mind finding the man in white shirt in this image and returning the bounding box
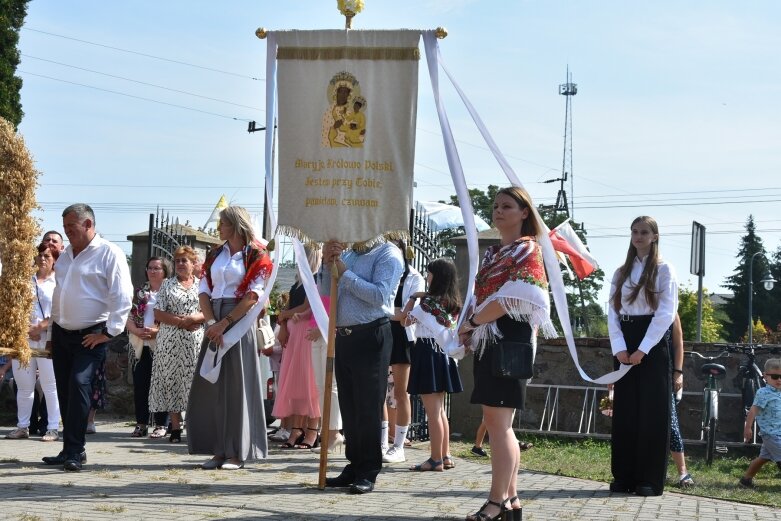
[42,204,133,471]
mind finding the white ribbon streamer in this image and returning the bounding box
[424,33,629,384]
[422,31,478,361]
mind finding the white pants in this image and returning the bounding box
[311,337,342,430]
[11,357,61,430]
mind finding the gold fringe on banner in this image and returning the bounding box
[277,47,420,61]
[275,225,410,253]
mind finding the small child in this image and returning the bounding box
[739,358,781,488]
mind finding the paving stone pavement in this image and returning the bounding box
[1,420,780,521]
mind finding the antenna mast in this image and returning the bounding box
[559,66,577,218]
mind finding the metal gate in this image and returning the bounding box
[405,204,449,441]
[147,208,193,262]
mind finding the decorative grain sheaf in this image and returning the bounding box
[0,118,41,366]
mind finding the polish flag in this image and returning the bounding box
[548,219,599,280]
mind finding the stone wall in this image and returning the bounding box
[450,337,780,443]
[103,334,135,417]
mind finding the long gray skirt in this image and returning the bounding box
[186,298,268,461]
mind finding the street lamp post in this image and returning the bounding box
[748,251,777,344]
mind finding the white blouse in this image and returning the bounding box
[30,273,56,349]
[608,256,678,355]
[198,245,265,299]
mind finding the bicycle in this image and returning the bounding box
[686,344,780,465]
[686,349,729,465]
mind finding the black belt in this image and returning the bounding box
[55,322,106,335]
[336,317,389,336]
[619,314,654,323]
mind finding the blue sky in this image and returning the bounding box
[17,1,781,311]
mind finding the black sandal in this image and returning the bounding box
[130,425,148,438]
[280,428,305,449]
[507,496,522,521]
[465,498,507,521]
[295,427,320,449]
[169,429,182,443]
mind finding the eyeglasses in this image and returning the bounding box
[765,374,781,381]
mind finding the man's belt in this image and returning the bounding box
[336,317,389,336]
[55,322,106,335]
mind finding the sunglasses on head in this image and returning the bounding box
[766,374,781,381]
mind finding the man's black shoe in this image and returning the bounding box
[63,458,82,472]
[42,451,86,465]
[349,478,374,494]
[634,485,660,496]
[325,474,354,488]
[608,481,632,493]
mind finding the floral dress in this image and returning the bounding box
[149,277,203,413]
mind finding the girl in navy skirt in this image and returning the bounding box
[403,258,462,472]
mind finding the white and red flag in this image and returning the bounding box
[548,219,599,280]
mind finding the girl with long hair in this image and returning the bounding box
[608,216,678,496]
[403,258,463,472]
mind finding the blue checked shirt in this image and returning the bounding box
[754,386,781,437]
[320,242,403,327]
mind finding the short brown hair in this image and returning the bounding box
[173,245,198,264]
[36,242,60,261]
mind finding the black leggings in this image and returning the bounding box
[133,346,168,426]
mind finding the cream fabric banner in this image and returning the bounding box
[275,30,420,243]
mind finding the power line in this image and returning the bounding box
[19,70,253,122]
[21,54,263,111]
[22,27,263,81]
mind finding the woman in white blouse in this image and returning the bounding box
[187,206,272,470]
[5,243,62,441]
[608,216,678,497]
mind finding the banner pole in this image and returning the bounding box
[317,261,340,489]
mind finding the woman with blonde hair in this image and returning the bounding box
[151,245,204,443]
[608,216,677,497]
[187,206,272,469]
[458,186,555,521]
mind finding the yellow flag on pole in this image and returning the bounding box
[204,195,228,229]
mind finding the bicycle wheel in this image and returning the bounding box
[705,416,717,466]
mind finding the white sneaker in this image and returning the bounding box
[268,428,290,442]
[382,446,406,463]
[86,423,97,434]
[41,429,59,442]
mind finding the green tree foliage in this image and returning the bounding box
[722,215,779,341]
[677,285,723,342]
[0,0,29,128]
[444,184,500,225]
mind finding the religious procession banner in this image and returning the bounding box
[274,30,420,243]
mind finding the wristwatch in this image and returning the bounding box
[205,319,217,327]
[101,328,114,339]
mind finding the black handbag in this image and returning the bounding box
[490,341,534,379]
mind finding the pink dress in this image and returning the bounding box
[271,284,321,418]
